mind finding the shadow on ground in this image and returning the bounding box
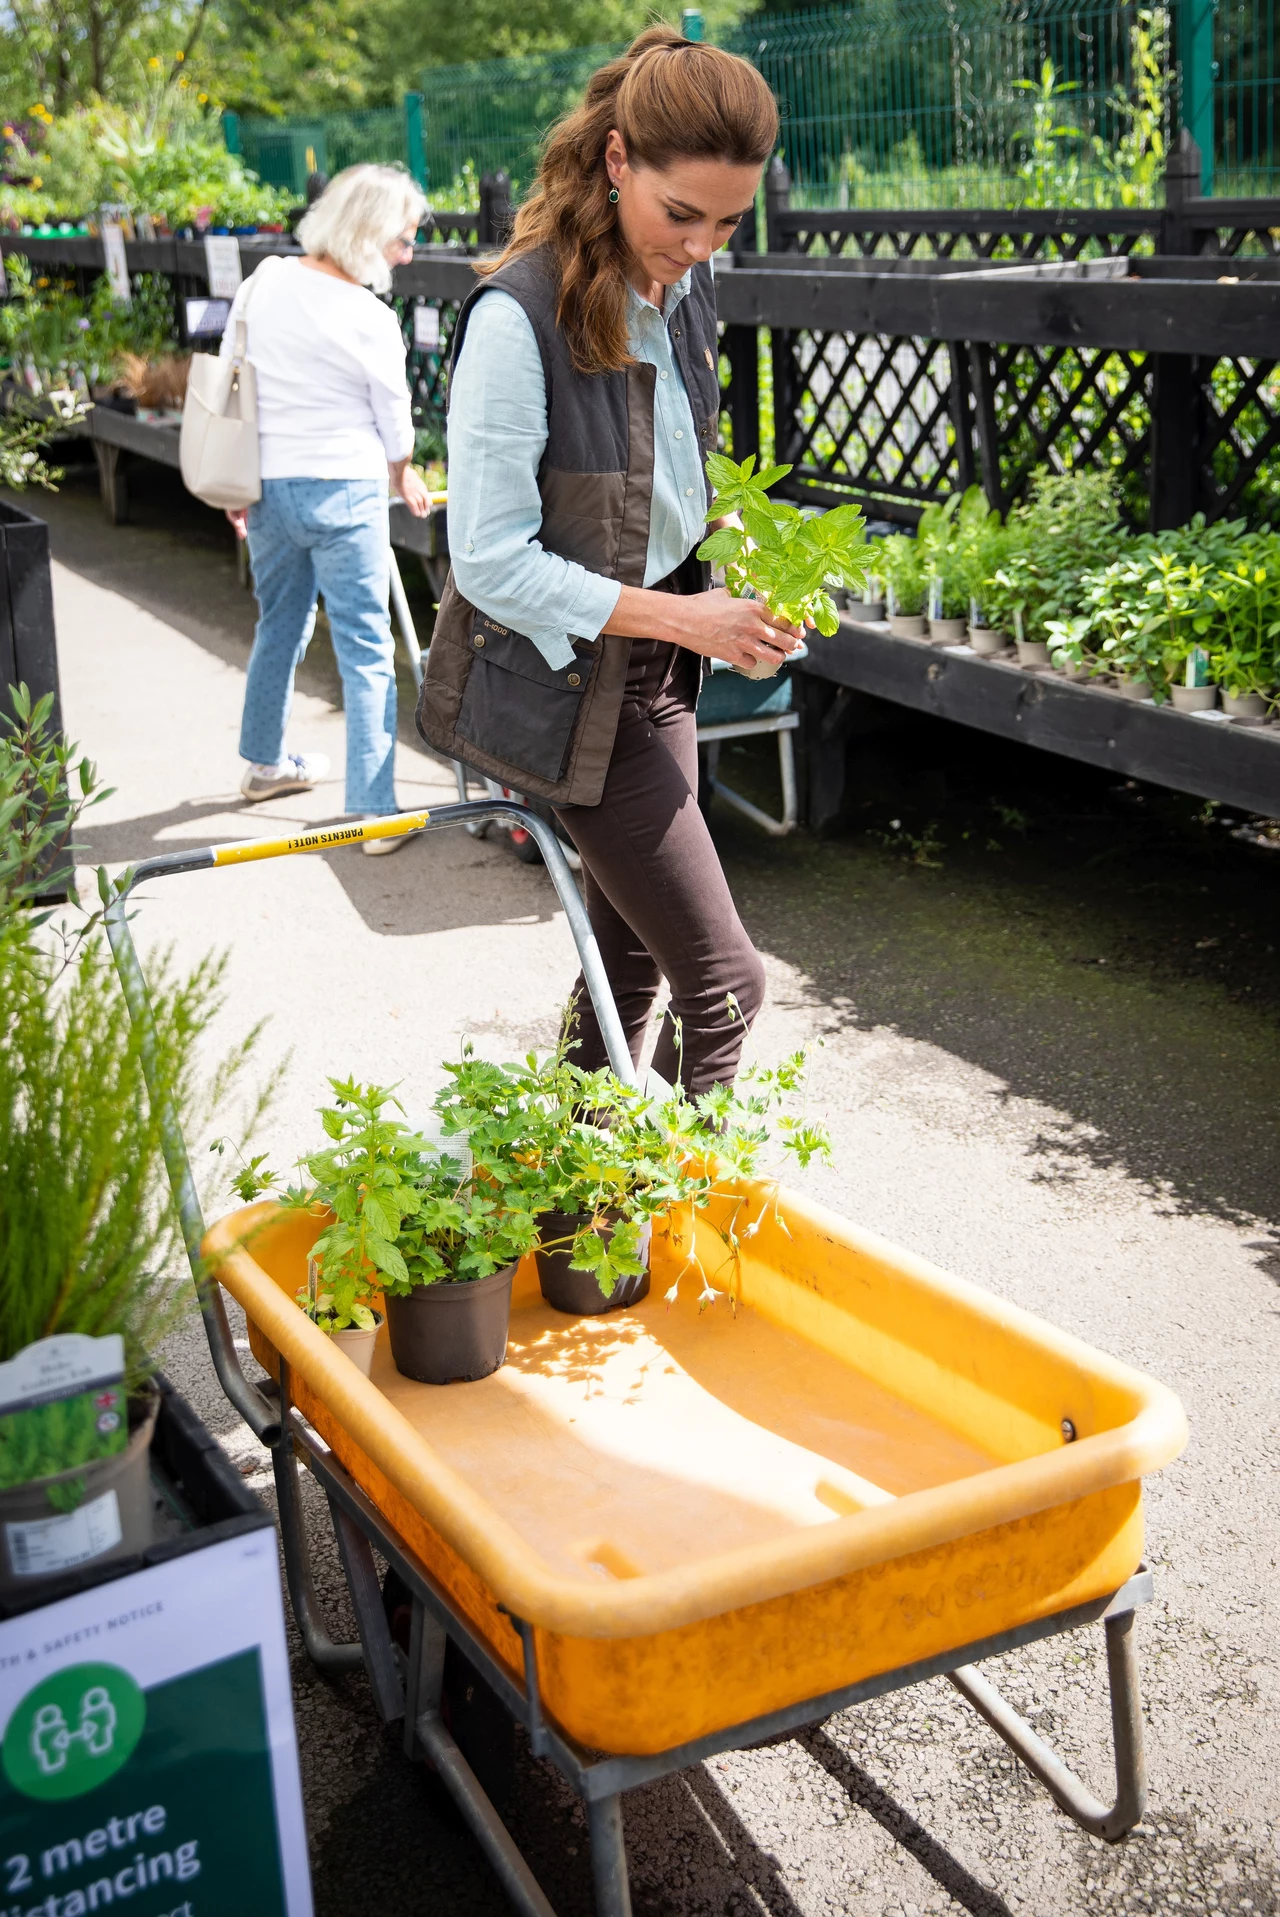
[714,710,1280,1228]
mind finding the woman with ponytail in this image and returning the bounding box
[418,27,796,1092]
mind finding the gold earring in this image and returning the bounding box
[608,185,620,204]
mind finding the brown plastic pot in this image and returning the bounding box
[1169,684,1219,713]
[1223,689,1269,721]
[385,1266,515,1384]
[967,626,1007,656]
[0,1388,158,1599]
[927,616,968,645]
[887,613,927,639]
[1015,640,1052,668]
[1115,674,1156,701]
[535,1212,651,1316]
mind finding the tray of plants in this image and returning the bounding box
[105,806,1188,1917]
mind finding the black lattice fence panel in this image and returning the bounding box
[1190,219,1280,256]
[983,343,1153,518]
[780,220,1159,261]
[1200,356,1280,524]
[764,199,1163,261]
[776,329,961,507]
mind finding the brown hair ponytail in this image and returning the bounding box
[479,24,778,376]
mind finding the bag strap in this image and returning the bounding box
[229,257,269,370]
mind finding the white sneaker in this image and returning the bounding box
[360,815,425,857]
[240,753,330,802]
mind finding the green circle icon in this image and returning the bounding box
[3,1662,145,1801]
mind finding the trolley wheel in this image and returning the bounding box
[508,822,544,864]
[382,1568,516,1812]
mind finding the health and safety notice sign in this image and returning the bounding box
[0,1531,311,1916]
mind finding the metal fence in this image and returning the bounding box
[412,0,1279,206]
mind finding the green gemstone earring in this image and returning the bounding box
[608,185,620,204]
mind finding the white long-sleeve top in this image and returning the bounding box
[220,255,414,480]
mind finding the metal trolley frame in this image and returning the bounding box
[104,803,1151,1917]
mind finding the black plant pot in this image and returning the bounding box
[534,1211,651,1316]
[384,1264,515,1384]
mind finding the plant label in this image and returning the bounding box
[101,225,131,307]
[203,235,243,301]
[5,1490,122,1580]
[0,1336,127,1490]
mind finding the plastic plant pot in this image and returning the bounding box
[330,1311,384,1378]
[1115,675,1155,701]
[535,1212,652,1316]
[887,614,927,639]
[385,1265,516,1384]
[967,626,1006,656]
[1222,689,1269,721]
[1170,684,1219,712]
[927,617,968,645]
[1015,640,1052,668]
[855,599,885,623]
[0,1388,159,1599]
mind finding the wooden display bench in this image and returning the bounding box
[796,618,1280,828]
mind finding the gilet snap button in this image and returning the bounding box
[474,634,485,647]
[567,672,581,687]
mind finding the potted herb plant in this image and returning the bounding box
[697,454,870,674]
[1206,553,1280,721]
[433,1047,653,1316]
[877,533,928,637]
[916,491,970,642]
[256,1079,540,1385]
[433,1040,832,1318]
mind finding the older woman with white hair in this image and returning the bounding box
[223,163,431,854]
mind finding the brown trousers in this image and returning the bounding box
[555,636,766,1094]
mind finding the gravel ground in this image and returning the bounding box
[24,462,1280,1917]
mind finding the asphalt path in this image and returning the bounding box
[23,461,1280,1917]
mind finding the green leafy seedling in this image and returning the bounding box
[697,453,870,638]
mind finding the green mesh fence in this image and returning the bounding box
[1217,0,1280,192]
[237,103,424,196]
[409,0,1279,208]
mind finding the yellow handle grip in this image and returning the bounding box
[211,812,430,866]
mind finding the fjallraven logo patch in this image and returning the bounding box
[704,348,714,369]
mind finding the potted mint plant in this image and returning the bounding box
[433,1041,832,1318]
[696,454,869,675]
[260,1079,539,1385]
[877,533,928,637]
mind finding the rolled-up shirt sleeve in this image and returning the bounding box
[447,290,621,671]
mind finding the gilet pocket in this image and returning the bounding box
[455,610,592,783]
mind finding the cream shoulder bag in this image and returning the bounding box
[179,263,267,510]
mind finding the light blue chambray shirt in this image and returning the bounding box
[446,273,709,670]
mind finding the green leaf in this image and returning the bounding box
[697,527,745,569]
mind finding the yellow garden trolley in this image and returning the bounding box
[106,803,1188,1917]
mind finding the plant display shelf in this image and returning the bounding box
[797,618,1280,825]
[103,807,1187,1917]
